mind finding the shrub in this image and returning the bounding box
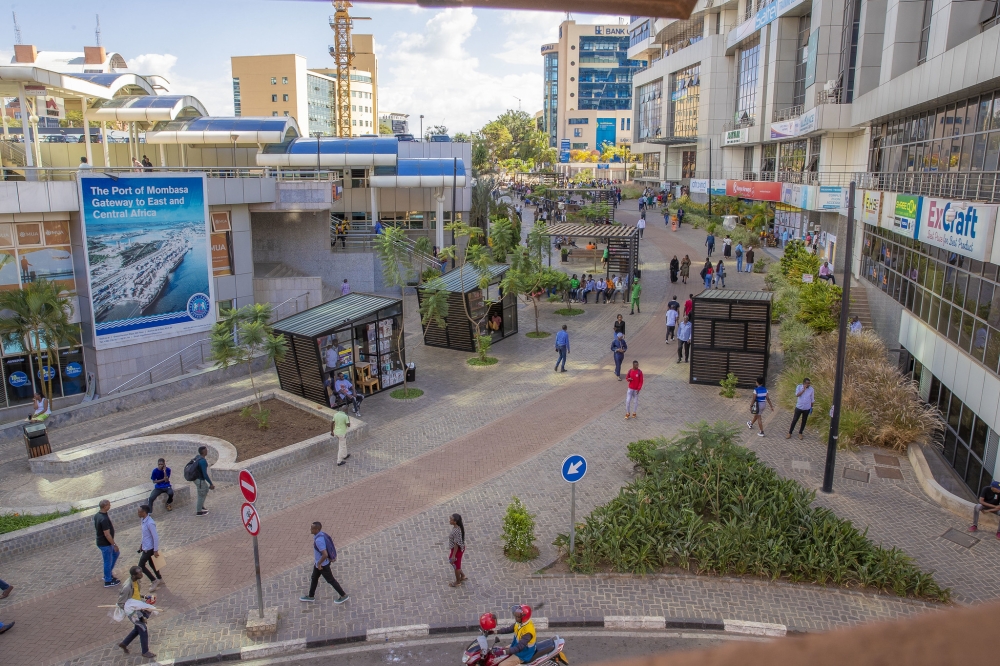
[778,319,815,363]
[502,496,538,561]
[557,422,950,601]
[719,373,739,398]
[627,438,663,475]
[796,281,842,333]
[771,285,802,323]
[764,261,788,292]
[0,508,79,535]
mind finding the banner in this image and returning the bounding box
[770,108,817,139]
[79,174,215,350]
[780,183,810,209]
[727,180,782,201]
[723,128,748,145]
[861,190,881,226]
[36,96,65,120]
[892,194,921,237]
[815,186,847,210]
[690,179,726,195]
[918,197,996,260]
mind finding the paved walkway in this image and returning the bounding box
[0,200,996,666]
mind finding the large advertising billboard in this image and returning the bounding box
[727,180,782,201]
[918,197,996,260]
[79,174,215,350]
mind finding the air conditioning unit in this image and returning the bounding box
[823,80,837,92]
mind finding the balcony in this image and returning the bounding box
[723,116,756,131]
[772,105,804,123]
[818,88,845,105]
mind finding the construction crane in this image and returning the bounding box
[12,11,22,45]
[329,1,369,138]
[95,14,102,47]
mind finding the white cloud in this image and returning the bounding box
[378,8,543,133]
[493,11,563,66]
[127,53,234,116]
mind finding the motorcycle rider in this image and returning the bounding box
[497,604,536,663]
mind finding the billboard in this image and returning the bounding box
[727,180,782,201]
[79,174,215,350]
[861,190,881,226]
[918,197,996,260]
[892,194,921,237]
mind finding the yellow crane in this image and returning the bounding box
[329,1,370,138]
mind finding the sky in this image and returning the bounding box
[3,1,627,134]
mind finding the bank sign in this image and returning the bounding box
[594,26,628,35]
[918,198,997,260]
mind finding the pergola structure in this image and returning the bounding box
[540,222,639,278]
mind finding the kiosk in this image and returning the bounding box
[416,265,516,353]
[689,289,772,389]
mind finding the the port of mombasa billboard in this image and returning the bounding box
[78,174,215,350]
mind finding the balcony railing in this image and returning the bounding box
[723,117,757,131]
[772,105,804,122]
[0,165,348,182]
[818,88,845,105]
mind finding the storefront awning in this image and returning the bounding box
[272,292,401,337]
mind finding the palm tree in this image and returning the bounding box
[0,278,76,400]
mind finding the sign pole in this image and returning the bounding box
[569,483,576,557]
[252,535,264,619]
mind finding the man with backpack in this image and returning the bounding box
[184,447,214,517]
[300,521,349,604]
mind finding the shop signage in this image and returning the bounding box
[690,179,726,195]
[727,180,782,201]
[780,183,810,209]
[540,43,557,54]
[815,186,847,210]
[892,194,921,237]
[723,128,748,145]
[594,26,628,35]
[770,108,817,139]
[78,174,216,350]
[65,362,83,378]
[559,139,570,164]
[8,371,28,388]
[36,96,65,120]
[918,198,997,261]
[861,190,881,226]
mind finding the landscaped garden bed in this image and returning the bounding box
[159,398,329,460]
[554,422,949,602]
[0,508,79,535]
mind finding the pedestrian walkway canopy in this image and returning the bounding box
[416,264,516,353]
[89,95,207,122]
[271,293,406,407]
[145,116,300,145]
[540,223,639,278]
[689,289,772,389]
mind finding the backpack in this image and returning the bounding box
[735,246,743,257]
[315,531,337,563]
[183,457,202,482]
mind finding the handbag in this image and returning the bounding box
[750,398,759,415]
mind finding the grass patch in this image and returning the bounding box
[526,331,552,338]
[555,421,949,602]
[554,308,585,316]
[467,357,499,366]
[1,508,79,535]
[390,388,424,399]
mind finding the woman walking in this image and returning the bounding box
[614,314,625,337]
[679,255,691,284]
[448,514,466,587]
[669,256,679,283]
[700,260,713,290]
[715,259,726,288]
[723,235,733,258]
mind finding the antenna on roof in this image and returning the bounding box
[12,11,22,45]
[95,14,102,47]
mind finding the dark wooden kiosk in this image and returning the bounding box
[542,222,639,278]
[271,293,406,408]
[416,264,516,353]
[689,290,772,389]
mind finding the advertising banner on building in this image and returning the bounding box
[918,197,996,260]
[892,194,921,237]
[723,128,748,145]
[690,179,726,195]
[770,108,817,139]
[861,190,881,226]
[815,186,847,210]
[559,139,570,164]
[727,180,782,201]
[780,183,811,209]
[78,174,215,350]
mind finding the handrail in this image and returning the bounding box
[106,337,211,396]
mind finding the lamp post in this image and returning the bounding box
[230,133,239,176]
[513,96,521,111]
[707,138,713,217]
[419,115,424,141]
[313,132,322,178]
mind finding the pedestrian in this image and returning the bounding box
[448,514,467,587]
[613,313,625,337]
[116,566,156,659]
[78,156,92,170]
[554,324,569,372]
[95,499,121,588]
[787,378,815,440]
[715,259,726,288]
[723,235,732,258]
[624,360,643,419]
[705,232,716,257]
[341,278,351,296]
[191,446,215,517]
[666,300,679,341]
[148,458,173,514]
[701,260,713,289]
[0,577,13,600]
[669,255,679,283]
[569,274,579,302]
[680,255,691,284]
[850,315,862,334]
[611,332,628,380]
[684,294,694,317]
[747,375,774,436]
[604,275,615,303]
[781,229,789,248]
[300,521,349,603]
[676,316,692,362]
[636,216,645,238]
[333,405,351,466]
[663,209,670,227]
[593,275,605,304]
[969,480,1000,538]
[629,277,641,315]
[745,246,755,273]
[735,242,744,273]
[136,505,163,592]
[677,207,685,227]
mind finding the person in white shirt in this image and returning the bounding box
[849,316,862,334]
[28,392,50,422]
[78,156,92,170]
[819,261,836,284]
[636,216,646,238]
[787,378,815,440]
[676,316,692,362]
[665,307,679,342]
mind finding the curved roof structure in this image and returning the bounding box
[372,159,468,188]
[0,66,155,99]
[90,95,207,122]
[144,116,300,145]
[25,50,129,74]
[257,137,399,168]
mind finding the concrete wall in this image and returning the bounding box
[861,277,905,350]
[253,276,324,315]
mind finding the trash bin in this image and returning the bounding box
[406,362,416,383]
[23,422,51,458]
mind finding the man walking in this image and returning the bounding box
[676,316,692,363]
[148,459,173,514]
[735,242,744,273]
[341,278,351,296]
[787,378,815,440]
[747,376,774,436]
[555,325,569,372]
[666,301,679,341]
[333,406,351,466]
[95,499,120,587]
[745,246,755,273]
[611,332,627,380]
[629,277,641,315]
[636,216,645,238]
[624,360,643,419]
[300,521,349,603]
[705,232,716,257]
[192,446,214,517]
[136,505,163,592]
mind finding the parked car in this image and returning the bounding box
[395,134,415,142]
[429,134,451,142]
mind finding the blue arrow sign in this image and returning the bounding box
[561,454,587,483]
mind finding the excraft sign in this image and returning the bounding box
[918,198,997,260]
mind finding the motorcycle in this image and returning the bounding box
[462,613,568,666]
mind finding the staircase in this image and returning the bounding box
[332,222,439,271]
[848,278,874,330]
[254,262,305,279]
[0,140,27,170]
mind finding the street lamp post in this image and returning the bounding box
[419,115,424,141]
[707,138,713,217]
[230,133,239,176]
[313,132,322,177]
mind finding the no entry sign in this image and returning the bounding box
[239,469,258,503]
[241,502,261,537]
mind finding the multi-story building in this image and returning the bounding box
[539,20,646,152]
[380,112,409,135]
[231,50,377,136]
[629,0,1000,495]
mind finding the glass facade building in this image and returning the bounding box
[543,52,558,147]
[636,79,663,141]
[578,35,644,111]
[306,73,336,136]
[669,64,700,139]
[736,37,761,123]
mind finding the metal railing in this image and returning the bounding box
[818,88,845,105]
[270,292,314,321]
[333,225,439,269]
[723,117,757,131]
[772,105,804,122]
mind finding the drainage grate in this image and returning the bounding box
[873,453,900,467]
[875,466,904,480]
[843,467,870,483]
[791,460,811,472]
[941,528,980,548]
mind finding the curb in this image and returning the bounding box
[171,615,798,664]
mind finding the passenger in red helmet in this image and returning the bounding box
[498,605,536,663]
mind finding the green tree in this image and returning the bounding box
[453,131,473,143]
[746,201,772,232]
[209,303,287,428]
[424,124,448,140]
[373,226,418,392]
[0,278,76,400]
[378,120,393,135]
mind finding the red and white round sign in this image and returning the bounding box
[241,502,260,537]
[238,469,258,504]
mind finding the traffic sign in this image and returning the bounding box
[561,454,587,483]
[238,469,258,503]
[241,502,260,536]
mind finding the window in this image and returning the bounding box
[577,35,644,111]
[778,140,808,174]
[682,151,697,179]
[838,0,862,102]
[761,143,777,178]
[350,168,368,188]
[627,118,631,130]
[574,128,583,137]
[571,142,588,149]
[283,111,289,117]
[282,76,288,84]
[232,78,241,116]
[743,146,755,173]
[272,111,278,116]
[272,94,278,102]
[271,77,277,85]
[568,118,589,124]
[918,0,933,64]
[736,37,761,123]
[544,53,559,146]
[670,64,701,138]
[792,14,811,108]
[282,94,289,102]
[636,79,663,140]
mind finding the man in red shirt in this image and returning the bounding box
[624,360,643,419]
[683,294,694,317]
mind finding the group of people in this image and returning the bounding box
[566,274,641,313]
[664,295,694,363]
